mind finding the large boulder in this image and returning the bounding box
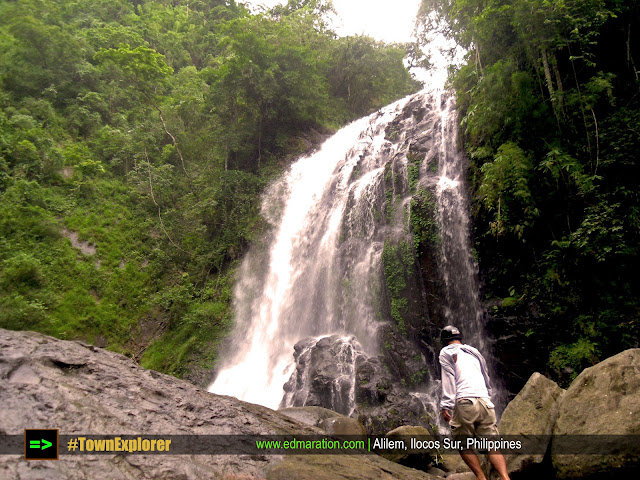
[318,417,367,437]
[281,336,360,416]
[382,425,436,469]
[281,335,436,435]
[0,329,443,480]
[551,348,640,479]
[495,372,564,478]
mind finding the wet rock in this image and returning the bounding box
[282,335,437,435]
[283,335,433,435]
[282,335,359,416]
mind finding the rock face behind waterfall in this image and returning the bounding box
[0,328,442,480]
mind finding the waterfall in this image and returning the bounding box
[209,85,504,417]
[434,94,491,364]
[209,93,420,409]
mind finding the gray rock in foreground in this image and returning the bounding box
[278,406,345,428]
[551,348,640,479]
[0,329,440,480]
[497,372,564,477]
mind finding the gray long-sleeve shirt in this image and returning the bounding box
[439,343,494,410]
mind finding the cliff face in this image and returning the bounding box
[0,328,438,480]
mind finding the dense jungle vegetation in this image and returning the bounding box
[420,0,640,384]
[0,0,420,380]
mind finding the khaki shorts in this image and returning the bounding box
[450,398,499,439]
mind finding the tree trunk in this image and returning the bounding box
[541,48,555,102]
[567,43,593,163]
[551,52,565,117]
[152,102,199,199]
[541,47,561,129]
[629,23,639,81]
[475,41,484,77]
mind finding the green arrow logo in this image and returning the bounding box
[29,439,52,450]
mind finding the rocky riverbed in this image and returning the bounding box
[0,328,439,480]
[2,328,639,479]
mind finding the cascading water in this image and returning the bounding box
[209,94,421,410]
[209,82,504,419]
[434,95,487,351]
[427,91,506,419]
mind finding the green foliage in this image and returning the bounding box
[328,35,421,120]
[94,44,174,94]
[0,252,44,292]
[382,241,416,336]
[407,151,423,194]
[0,0,419,379]
[549,337,600,383]
[421,0,640,380]
[410,188,439,254]
[141,278,233,376]
[477,142,537,239]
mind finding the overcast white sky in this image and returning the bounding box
[248,0,423,44]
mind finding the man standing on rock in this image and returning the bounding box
[439,325,510,480]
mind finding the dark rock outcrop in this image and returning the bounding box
[485,310,550,398]
[281,335,437,435]
[282,336,358,415]
[0,328,442,480]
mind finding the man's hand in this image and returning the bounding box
[441,409,452,422]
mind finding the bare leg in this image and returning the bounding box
[488,450,511,480]
[459,450,487,480]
